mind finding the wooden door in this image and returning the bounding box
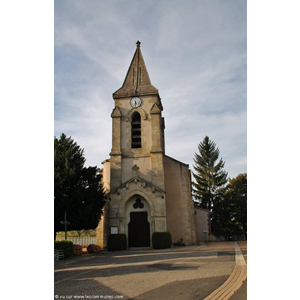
[128,212,150,247]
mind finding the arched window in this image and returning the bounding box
[131,112,141,148]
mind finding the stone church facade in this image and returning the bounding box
[96,41,209,248]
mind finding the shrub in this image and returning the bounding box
[54,240,74,258]
[87,244,101,253]
[152,232,172,249]
[107,234,127,251]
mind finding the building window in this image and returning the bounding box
[133,198,144,209]
[131,112,141,148]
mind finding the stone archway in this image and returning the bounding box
[126,196,151,247]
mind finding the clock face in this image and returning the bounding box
[130,97,142,108]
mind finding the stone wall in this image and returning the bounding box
[194,207,210,242]
[164,155,196,245]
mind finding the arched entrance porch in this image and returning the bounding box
[125,195,151,247]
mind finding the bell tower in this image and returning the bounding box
[100,41,168,248]
[110,41,166,190]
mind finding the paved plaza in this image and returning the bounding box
[54,242,247,300]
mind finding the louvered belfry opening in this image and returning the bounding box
[131,112,142,148]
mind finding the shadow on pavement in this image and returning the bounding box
[132,276,229,300]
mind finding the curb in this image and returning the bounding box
[204,242,247,300]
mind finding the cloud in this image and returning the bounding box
[54,0,247,178]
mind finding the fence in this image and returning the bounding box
[54,249,64,261]
[56,236,97,246]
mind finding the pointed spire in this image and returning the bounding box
[113,41,159,98]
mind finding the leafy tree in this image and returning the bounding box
[54,133,105,239]
[192,136,228,210]
[210,190,240,240]
[226,173,247,239]
[211,173,247,240]
[70,166,104,230]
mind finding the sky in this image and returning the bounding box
[54,0,247,179]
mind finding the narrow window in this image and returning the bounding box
[131,112,141,148]
[139,67,142,85]
[133,68,135,85]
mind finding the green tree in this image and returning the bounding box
[54,133,105,239]
[211,173,247,240]
[226,173,247,239]
[192,136,228,210]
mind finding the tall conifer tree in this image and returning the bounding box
[192,136,228,210]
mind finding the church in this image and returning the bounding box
[96,41,210,248]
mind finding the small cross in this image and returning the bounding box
[132,164,139,177]
[60,211,70,240]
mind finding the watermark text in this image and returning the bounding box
[55,295,124,299]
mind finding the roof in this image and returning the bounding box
[109,175,165,195]
[113,41,159,98]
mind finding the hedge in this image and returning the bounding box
[54,240,74,258]
[152,232,172,249]
[107,234,127,251]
